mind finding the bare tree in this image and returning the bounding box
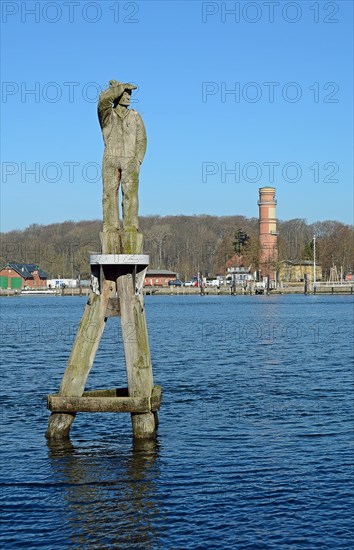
[146,224,171,268]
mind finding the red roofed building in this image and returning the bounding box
[0,263,49,290]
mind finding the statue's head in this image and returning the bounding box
[110,80,137,108]
[118,89,132,107]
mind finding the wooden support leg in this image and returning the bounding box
[46,281,115,439]
[117,273,157,438]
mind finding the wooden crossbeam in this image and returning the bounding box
[47,385,162,414]
[47,395,150,413]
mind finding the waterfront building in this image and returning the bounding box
[226,266,254,284]
[144,269,178,287]
[0,262,49,289]
[46,278,79,289]
[278,260,322,283]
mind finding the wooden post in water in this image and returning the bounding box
[116,232,156,437]
[46,234,160,440]
[46,79,161,440]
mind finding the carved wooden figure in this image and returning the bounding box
[46,81,160,440]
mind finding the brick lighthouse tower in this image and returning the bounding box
[258,186,278,283]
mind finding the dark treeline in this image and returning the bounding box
[1,216,353,280]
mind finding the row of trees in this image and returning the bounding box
[1,216,353,280]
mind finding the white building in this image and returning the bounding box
[226,266,255,284]
[47,278,78,289]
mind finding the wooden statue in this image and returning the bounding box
[46,80,161,440]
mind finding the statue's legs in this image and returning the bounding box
[102,155,120,232]
[121,159,140,231]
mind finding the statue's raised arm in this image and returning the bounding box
[98,80,137,130]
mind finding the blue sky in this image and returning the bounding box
[1,0,353,231]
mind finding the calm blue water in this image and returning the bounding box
[1,294,353,549]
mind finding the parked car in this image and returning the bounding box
[254,282,265,295]
[205,279,220,287]
[168,279,184,287]
[185,276,199,287]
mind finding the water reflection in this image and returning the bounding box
[47,438,161,548]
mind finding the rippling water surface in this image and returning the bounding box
[1,294,353,548]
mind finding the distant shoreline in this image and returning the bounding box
[1,284,353,297]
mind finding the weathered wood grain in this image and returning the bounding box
[46,229,160,440]
[114,232,158,438]
[150,385,162,412]
[117,271,157,437]
[48,395,150,413]
[46,281,115,439]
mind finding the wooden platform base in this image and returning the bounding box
[47,386,161,414]
[46,231,160,440]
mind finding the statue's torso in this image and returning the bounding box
[102,109,140,159]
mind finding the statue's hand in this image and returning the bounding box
[109,80,137,91]
[123,83,137,91]
[109,79,123,87]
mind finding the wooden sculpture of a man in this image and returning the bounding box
[46,79,159,442]
[98,80,147,235]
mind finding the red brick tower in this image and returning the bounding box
[258,187,278,282]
